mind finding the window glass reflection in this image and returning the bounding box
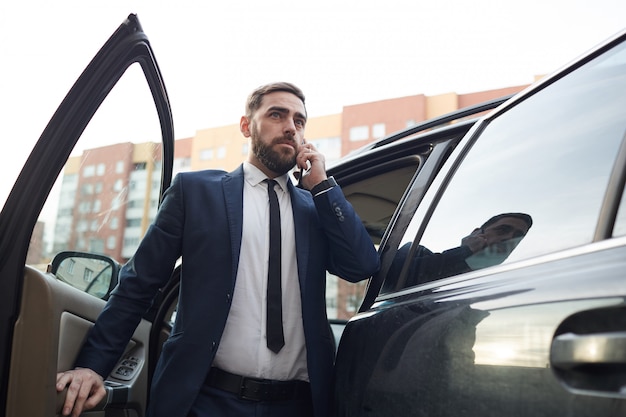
[384,40,626,292]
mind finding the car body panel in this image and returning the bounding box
[335,241,626,416]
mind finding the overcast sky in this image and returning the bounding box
[1,0,624,204]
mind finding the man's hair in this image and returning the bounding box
[245,82,306,119]
[481,212,533,230]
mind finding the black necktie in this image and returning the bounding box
[265,179,285,353]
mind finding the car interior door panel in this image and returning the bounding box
[8,267,151,416]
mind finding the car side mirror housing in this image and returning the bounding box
[49,251,120,300]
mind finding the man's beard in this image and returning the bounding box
[251,126,297,175]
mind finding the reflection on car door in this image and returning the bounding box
[0,14,174,416]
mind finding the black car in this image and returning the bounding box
[328,27,626,416]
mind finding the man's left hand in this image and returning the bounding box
[296,140,327,190]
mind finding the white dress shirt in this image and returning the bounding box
[212,162,308,381]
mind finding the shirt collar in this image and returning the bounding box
[243,162,290,193]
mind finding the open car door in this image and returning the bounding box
[0,14,174,416]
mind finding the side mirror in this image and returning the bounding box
[49,251,120,300]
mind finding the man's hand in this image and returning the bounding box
[296,140,327,190]
[461,228,487,253]
[56,368,106,417]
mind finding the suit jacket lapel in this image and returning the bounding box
[223,165,244,283]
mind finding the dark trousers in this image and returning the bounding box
[188,384,314,417]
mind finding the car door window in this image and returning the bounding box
[326,160,422,319]
[383,40,626,292]
[30,63,163,293]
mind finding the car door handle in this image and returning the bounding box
[56,381,129,413]
[551,331,626,369]
[550,331,626,395]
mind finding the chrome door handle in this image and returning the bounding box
[551,331,626,369]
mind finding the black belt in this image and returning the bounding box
[205,367,310,402]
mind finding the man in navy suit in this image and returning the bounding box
[56,82,380,417]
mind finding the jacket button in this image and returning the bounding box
[332,203,344,221]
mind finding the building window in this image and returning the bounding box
[83,268,93,283]
[81,184,94,195]
[200,148,214,160]
[349,126,369,141]
[77,220,88,232]
[308,137,342,162]
[242,143,249,155]
[110,217,118,230]
[107,236,116,250]
[124,237,141,247]
[83,165,95,177]
[96,163,106,176]
[126,218,142,227]
[346,295,359,312]
[116,161,125,173]
[78,202,91,214]
[372,123,386,139]
[174,157,191,171]
[217,146,227,159]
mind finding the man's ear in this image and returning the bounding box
[240,116,251,137]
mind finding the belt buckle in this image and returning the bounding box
[239,377,266,401]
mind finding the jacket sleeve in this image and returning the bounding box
[313,185,380,282]
[74,173,186,377]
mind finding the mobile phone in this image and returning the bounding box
[297,140,311,188]
[298,162,311,187]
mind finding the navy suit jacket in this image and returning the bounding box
[75,165,380,417]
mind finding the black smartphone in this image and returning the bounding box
[297,140,310,188]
